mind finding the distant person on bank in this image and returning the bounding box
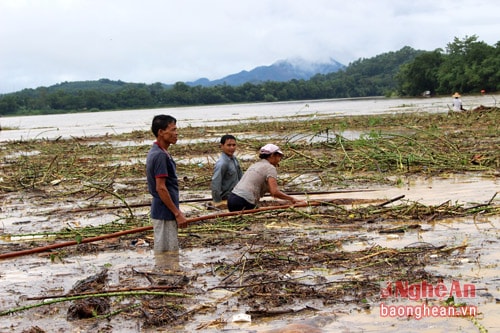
[227,144,306,211]
[452,92,465,111]
[211,134,243,209]
[146,115,187,253]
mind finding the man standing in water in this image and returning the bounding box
[146,115,187,253]
[211,134,243,209]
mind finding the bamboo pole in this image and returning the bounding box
[0,201,329,260]
[0,291,189,317]
[26,285,179,301]
[64,189,377,213]
[1,194,407,260]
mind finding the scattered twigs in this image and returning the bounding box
[465,192,498,213]
[3,195,498,261]
[378,224,421,234]
[178,287,246,322]
[337,135,354,169]
[247,305,317,318]
[41,155,58,184]
[288,147,324,168]
[1,196,495,327]
[377,194,405,207]
[354,249,398,261]
[83,182,135,219]
[438,244,468,254]
[487,192,498,205]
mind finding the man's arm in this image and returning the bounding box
[155,177,187,227]
[267,177,305,204]
[236,158,243,179]
[211,161,225,202]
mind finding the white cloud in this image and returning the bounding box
[1,0,499,93]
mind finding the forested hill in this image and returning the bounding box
[1,35,498,116]
[46,79,134,94]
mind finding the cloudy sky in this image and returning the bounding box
[1,0,499,94]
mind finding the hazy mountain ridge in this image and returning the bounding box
[186,57,345,87]
[7,58,346,93]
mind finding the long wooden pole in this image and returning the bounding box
[1,195,405,261]
[66,189,376,213]
[0,201,323,260]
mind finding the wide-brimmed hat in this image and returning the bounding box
[260,143,283,155]
[453,92,461,97]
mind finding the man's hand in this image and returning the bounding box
[175,212,188,228]
[292,199,307,205]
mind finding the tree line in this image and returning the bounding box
[397,35,500,96]
[1,35,498,116]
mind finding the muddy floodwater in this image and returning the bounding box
[1,94,498,142]
[1,177,498,333]
[0,97,499,333]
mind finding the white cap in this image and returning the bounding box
[260,144,284,155]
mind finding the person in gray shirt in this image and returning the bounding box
[211,134,243,208]
[228,143,305,211]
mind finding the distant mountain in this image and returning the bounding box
[186,58,345,87]
[8,58,345,94]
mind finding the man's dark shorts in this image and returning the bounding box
[227,193,256,212]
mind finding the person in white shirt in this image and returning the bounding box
[227,144,306,211]
[452,92,465,111]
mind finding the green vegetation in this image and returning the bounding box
[397,35,500,96]
[1,108,497,196]
[0,35,498,116]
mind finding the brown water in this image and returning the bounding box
[1,94,498,142]
[0,173,498,332]
[1,97,499,332]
